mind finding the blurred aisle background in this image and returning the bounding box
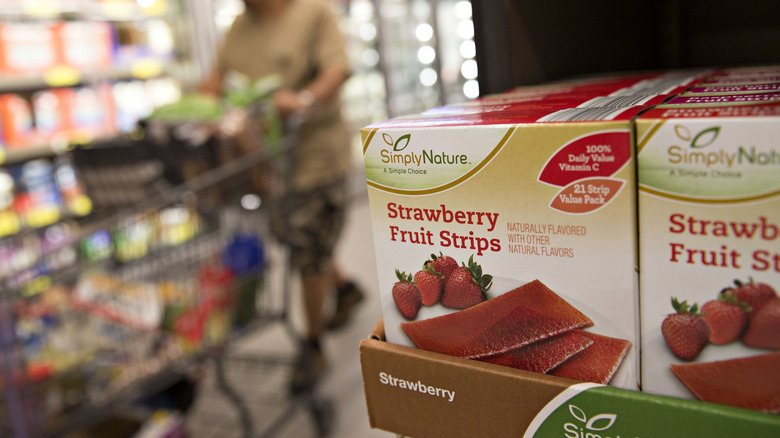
[184,167,388,438]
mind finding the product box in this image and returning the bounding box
[665,91,780,106]
[0,93,39,149]
[636,98,780,413]
[361,320,780,438]
[65,84,118,141]
[361,78,658,389]
[32,88,72,144]
[0,22,58,76]
[54,21,114,71]
[686,83,780,95]
[458,70,701,112]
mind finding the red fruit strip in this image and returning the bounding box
[548,330,631,385]
[401,279,593,358]
[477,331,594,373]
[670,351,780,414]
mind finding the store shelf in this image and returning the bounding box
[0,61,170,92]
[472,0,780,94]
[0,0,169,21]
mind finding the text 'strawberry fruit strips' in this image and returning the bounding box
[661,297,710,361]
[392,269,422,320]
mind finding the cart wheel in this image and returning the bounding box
[309,397,335,437]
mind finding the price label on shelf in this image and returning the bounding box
[24,206,60,229]
[141,0,170,16]
[131,59,164,79]
[22,0,62,18]
[0,210,21,238]
[22,275,51,297]
[69,195,93,217]
[43,65,81,88]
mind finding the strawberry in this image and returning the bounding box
[426,252,459,281]
[392,269,422,320]
[441,255,492,309]
[661,297,710,361]
[722,278,777,320]
[742,297,780,350]
[414,264,443,306]
[701,293,749,345]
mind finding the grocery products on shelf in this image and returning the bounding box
[0,78,181,158]
[0,3,185,160]
[0,156,90,237]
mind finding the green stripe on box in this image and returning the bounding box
[526,384,780,438]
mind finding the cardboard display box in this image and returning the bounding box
[360,319,780,438]
[360,67,780,437]
[359,70,714,394]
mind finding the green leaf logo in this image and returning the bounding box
[568,404,617,432]
[690,126,721,149]
[394,133,412,151]
[674,125,692,141]
[674,125,721,149]
[569,405,588,423]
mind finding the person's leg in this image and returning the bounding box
[301,265,331,340]
[278,180,359,392]
[289,261,335,394]
[327,263,364,330]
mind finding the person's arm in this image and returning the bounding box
[198,70,224,97]
[272,64,351,117]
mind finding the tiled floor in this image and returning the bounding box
[184,169,390,438]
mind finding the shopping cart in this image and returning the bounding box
[0,108,334,438]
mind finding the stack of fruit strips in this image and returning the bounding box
[393,256,630,385]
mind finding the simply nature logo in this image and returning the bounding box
[674,124,721,149]
[563,404,623,438]
[667,124,780,168]
[384,133,411,151]
[379,132,469,167]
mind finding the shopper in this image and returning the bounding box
[200,0,364,393]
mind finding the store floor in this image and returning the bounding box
[184,168,389,438]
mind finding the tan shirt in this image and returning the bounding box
[217,0,352,191]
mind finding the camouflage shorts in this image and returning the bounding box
[268,179,348,276]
